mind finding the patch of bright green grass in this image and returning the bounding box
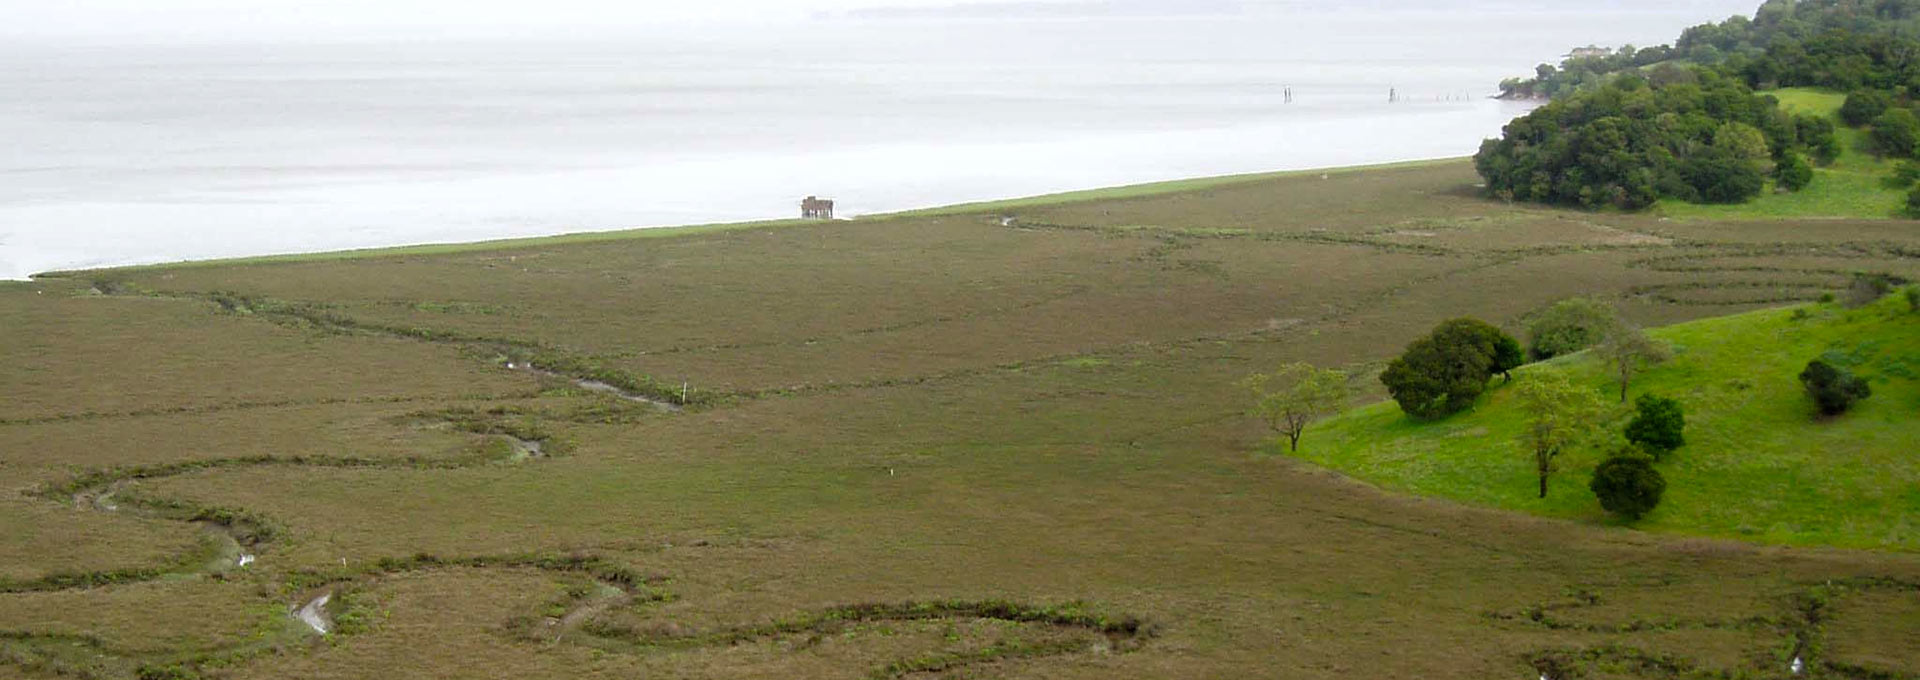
[1770,87,1846,117]
[1659,88,1908,220]
[1657,167,1905,219]
[1297,295,1920,550]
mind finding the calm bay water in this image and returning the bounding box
[0,6,1751,279]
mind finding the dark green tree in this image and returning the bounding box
[1776,150,1814,191]
[1840,89,1893,126]
[1800,359,1872,416]
[1872,108,1920,157]
[1379,318,1520,420]
[1488,330,1526,382]
[1683,147,1768,203]
[1795,114,1841,165]
[1590,454,1666,521]
[1623,394,1686,458]
[1905,184,1920,217]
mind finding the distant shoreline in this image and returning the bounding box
[26,156,1469,281]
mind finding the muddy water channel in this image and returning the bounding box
[504,362,683,412]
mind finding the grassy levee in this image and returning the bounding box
[6,159,1920,679]
[31,158,1460,281]
[874,157,1465,218]
[30,218,825,279]
[1300,294,1920,550]
[1659,87,1909,220]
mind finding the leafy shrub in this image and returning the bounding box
[1623,395,1686,458]
[1526,297,1622,360]
[1887,160,1920,189]
[1380,318,1522,420]
[1873,108,1920,158]
[1797,112,1843,164]
[1796,114,1842,165]
[1489,331,1526,381]
[1775,151,1814,192]
[136,665,197,680]
[1590,454,1666,521]
[1800,359,1872,416]
[1840,89,1892,127]
[1683,147,1768,203]
[1906,285,1920,312]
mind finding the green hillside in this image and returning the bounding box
[1297,293,1920,550]
[1659,88,1908,219]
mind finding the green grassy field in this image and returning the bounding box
[1658,88,1909,220]
[3,160,1918,680]
[1299,295,1920,550]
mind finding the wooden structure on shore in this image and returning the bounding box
[801,196,835,220]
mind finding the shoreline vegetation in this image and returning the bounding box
[1477,0,1920,217]
[28,157,1465,281]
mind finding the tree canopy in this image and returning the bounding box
[1597,323,1671,403]
[1479,0,1920,209]
[1515,372,1606,499]
[1800,359,1872,415]
[1475,70,1798,209]
[1624,394,1687,457]
[1590,455,1667,521]
[1527,298,1623,361]
[1380,318,1522,420]
[1505,0,1920,100]
[1245,363,1350,452]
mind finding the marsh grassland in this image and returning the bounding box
[4,161,1918,679]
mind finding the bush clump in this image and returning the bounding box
[1775,151,1814,192]
[1526,297,1621,360]
[1623,394,1685,458]
[1590,454,1666,521]
[1800,359,1871,416]
[1380,318,1523,420]
[1840,89,1893,127]
[1874,108,1920,158]
[1796,114,1841,165]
